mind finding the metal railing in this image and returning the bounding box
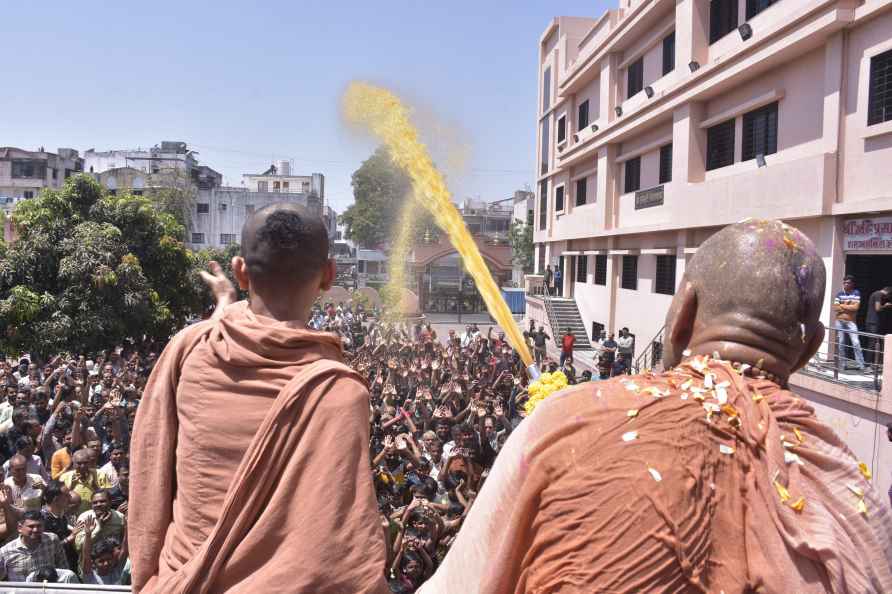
[800,326,884,393]
[633,325,665,374]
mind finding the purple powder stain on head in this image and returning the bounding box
[764,239,777,249]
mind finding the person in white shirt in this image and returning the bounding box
[616,327,634,362]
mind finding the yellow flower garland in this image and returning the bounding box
[524,371,569,415]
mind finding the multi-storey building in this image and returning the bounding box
[243,160,324,198]
[531,0,892,495]
[0,147,83,212]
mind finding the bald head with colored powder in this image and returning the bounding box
[663,219,826,383]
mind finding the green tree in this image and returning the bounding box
[508,220,534,273]
[0,175,206,357]
[340,146,435,248]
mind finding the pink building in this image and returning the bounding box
[529,0,892,495]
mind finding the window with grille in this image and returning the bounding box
[662,32,675,76]
[746,0,775,19]
[191,233,205,244]
[540,118,550,175]
[868,48,892,126]
[543,67,551,112]
[594,255,607,285]
[196,203,210,214]
[624,157,641,193]
[706,120,735,170]
[538,180,548,230]
[555,186,565,212]
[575,177,587,206]
[742,102,778,161]
[659,144,673,184]
[577,255,588,281]
[621,255,638,290]
[710,0,739,44]
[655,255,677,295]
[220,233,236,245]
[627,58,644,98]
[557,115,566,144]
[578,100,590,129]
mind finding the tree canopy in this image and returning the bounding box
[340,146,435,248]
[0,175,220,357]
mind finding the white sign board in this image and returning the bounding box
[843,217,892,251]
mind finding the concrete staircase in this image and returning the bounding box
[546,297,592,351]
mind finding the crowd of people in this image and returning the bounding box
[0,296,599,590]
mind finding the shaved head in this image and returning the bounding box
[664,219,826,381]
[240,203,329,287]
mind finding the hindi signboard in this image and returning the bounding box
[843,217,892,251]
[635,185,664,210]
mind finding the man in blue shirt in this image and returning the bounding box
[833,275,865,370]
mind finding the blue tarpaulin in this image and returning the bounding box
[501,288,526,314]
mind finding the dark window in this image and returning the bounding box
[577,255,588,281]
[526,209,534,226]
[655,255,677,295]
[220,233,236,245]
[710,0,739,44]
[10,160,46,179]
[575,178,587,206]
[624,157,641,193]
[659,144,673,184]
[578,100,590,129]
[662,32,675,76]
[868,48,892,126]
[219,203,228,211]
[594,255,608,285]
[537,243,546,272]
[133,190,143,196]
[540,118,550,175]
[621,255,638,290]
[543,67,551,112]
[538,180,548,230]
[23,191,34,199]
[557,115,566,144]
[706,120,735,170]
[742,102,778,161]
[197,203,210,214]
[746,0,775,19]
[555,186,565,212]
[51,168,57,180]
[64,169,73,179]
[191,233,205,244]
[627,58,644,98]
[108,189,117,196]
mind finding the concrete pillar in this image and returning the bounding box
[673,102,706,183]
[600,54,619,124]
[675,0,708,70]
[597,144,619,230]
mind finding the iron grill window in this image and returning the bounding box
[627,58,644,98]
[538,180,548,230]
[662,32,675,76]
[624,157,641,193]
[540,118,550,175]
[543,67,551,112]
[868,48,892,126]
[746,0,775,19]
[577,255,588,281]
[655,255,677,295]
[557,115,566,144]
[742,102,778,161]
[659,144,673,184]
[621,256,638,290]
[710,0,739,44]
[706,120,735,170]
[594,255,608,285]
[196,203,210,214]
[220,233,236,245]
[578,100,590,129]
[555,186,565,212]
[575,177,587,206]
[191,233,205,244]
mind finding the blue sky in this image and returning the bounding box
[1,1,609,213]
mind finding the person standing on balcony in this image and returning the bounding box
[129,204,389,594]
[560,328,575,368]
[866,287,892,366]
[543,265,553,296]
[833,275,865,370]
[419,219,892,594]
[616,328,634,367]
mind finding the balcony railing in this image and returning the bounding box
[800,326,885,393]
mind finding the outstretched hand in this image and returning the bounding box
[200,261,237,308]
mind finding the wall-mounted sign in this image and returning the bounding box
[843,217,892,251]
[635,185,664,210]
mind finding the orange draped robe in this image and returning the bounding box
[420,358,892,594]
[129,301,389,594]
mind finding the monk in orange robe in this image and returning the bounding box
[420,220,892,594]
[129,204,389,594]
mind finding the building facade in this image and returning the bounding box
[0,147,83,213]
[532,0,892,496]
[511,189,536,285]
[242,160,324,199]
